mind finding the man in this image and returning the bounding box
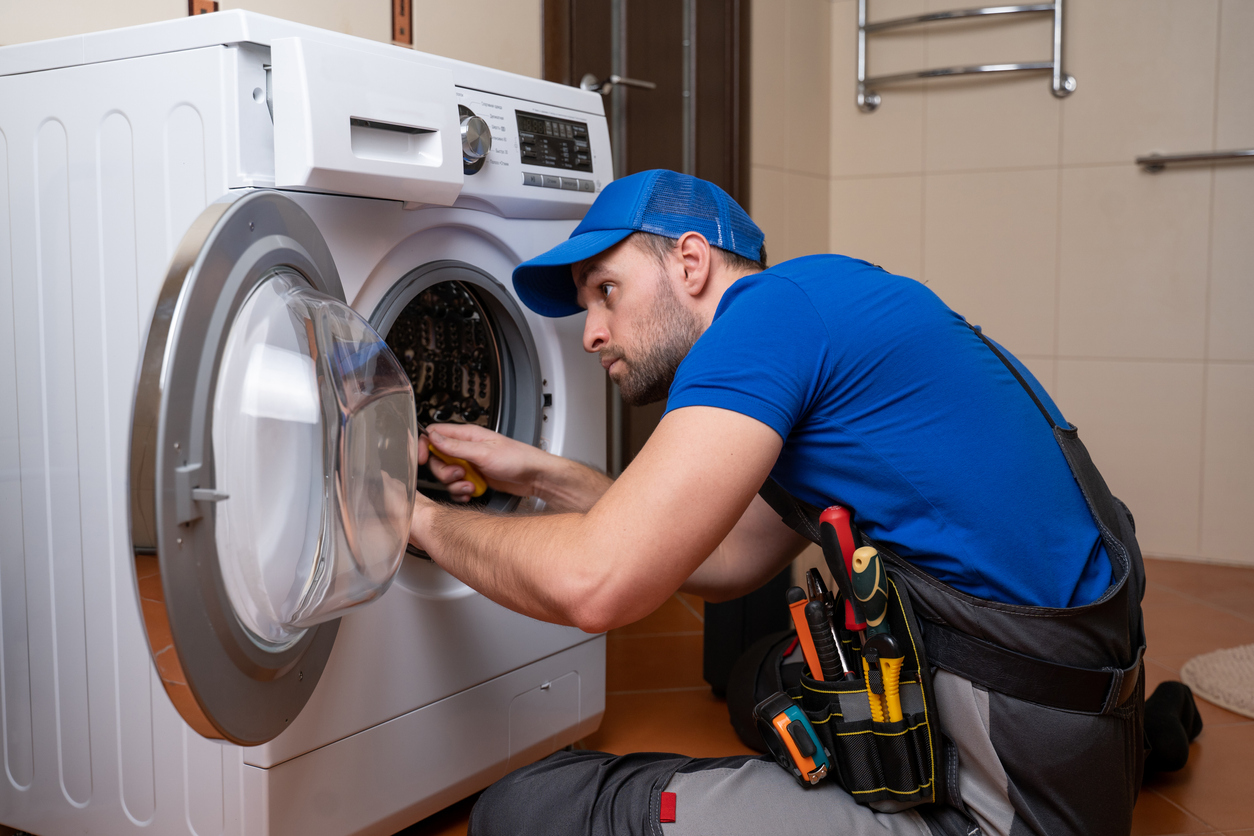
[408,170,1151,836]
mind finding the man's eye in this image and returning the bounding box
[599,284,613,298]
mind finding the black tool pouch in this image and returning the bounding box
[786,572,951,812]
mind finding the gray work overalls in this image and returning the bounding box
[469,331,1146,836]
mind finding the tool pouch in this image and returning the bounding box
[787,572,950,812]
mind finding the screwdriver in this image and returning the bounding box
[852,546,904,723]
[819,507,868,641]
[416,418,488,498]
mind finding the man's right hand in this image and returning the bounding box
[417,423,614,513]
[420,423,544,503]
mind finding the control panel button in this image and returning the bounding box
[578,179,596,193]
[523,172,543,187]
[542,175,561,189]
[559,177,580,191]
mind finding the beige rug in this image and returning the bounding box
[1180,644,1254,720]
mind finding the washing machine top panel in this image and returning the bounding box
[0,10,601,116]
[0,11,613,216]
[129,189,420,745]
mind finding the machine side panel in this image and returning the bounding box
[0,108,37,797]
[96,110,156,826]
[0,46,242,835]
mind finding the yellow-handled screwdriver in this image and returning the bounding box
[417,419,488,498]
[852,546,905,723]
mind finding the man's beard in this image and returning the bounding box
[602,279,704,407]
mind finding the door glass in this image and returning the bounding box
[212,270,418,648]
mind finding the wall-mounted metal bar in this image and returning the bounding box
[864,3,1053,33]
[1137,149,1254,172]
[857,0,1075,112]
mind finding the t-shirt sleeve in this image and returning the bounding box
[664,275,830,440]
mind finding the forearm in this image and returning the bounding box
[530,454,614,513]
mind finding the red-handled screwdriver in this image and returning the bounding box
[819,506,867,639]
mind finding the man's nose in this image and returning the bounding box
[583,312,608,353]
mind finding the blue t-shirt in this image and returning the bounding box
[665,255,1111,607]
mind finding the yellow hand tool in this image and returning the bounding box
[416,419,488,498]
[853,546,905,723]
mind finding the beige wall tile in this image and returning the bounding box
[0,0,184,45]
[1216,0,1254,149]
[410,0,540,76]
[923,169,1058,356]
[1201,364,1254,566]
[752,0,789,168]
[1054,359,1204,558]
[785,0,833,177]
[1062,0,1219,166]
[1057,165,1211,360]
[1208,166,1254,361]
[751,165,793,265]
[921,9,1061,170]
[829,175,923,279]
[829,0,926,176]
[784,171,831,262]
[224,0,391,42]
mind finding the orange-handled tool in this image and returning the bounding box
[787,587,826,681]
[417,419,488,498]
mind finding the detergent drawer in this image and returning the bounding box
[270,36,463,205]
[243,636,605,836]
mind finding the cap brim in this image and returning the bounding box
[512,228,635,317]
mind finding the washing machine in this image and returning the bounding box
[0,11,610,836]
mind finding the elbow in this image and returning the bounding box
[562,575,645,635]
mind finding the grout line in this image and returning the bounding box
[608,630,704,639]
[674,592,704,624]
[1196,0,1224,563]
[607,686,711,696]
[1145,787,1221,834]
[1052,356,1254,366]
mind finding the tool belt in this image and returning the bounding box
[759,566,947,810]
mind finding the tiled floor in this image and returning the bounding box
[399,558,1254,835]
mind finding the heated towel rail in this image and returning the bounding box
[857,0,1075,112]
[1137,149,1254,172]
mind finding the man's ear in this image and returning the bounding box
[674,231,711,298]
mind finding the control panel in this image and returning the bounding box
[454,88,611,220]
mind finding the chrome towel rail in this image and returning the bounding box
[857,0,1075,112]
[1137,149,1254,172]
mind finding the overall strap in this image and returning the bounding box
[965,322,1058,429]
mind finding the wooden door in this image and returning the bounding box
[544,0,751,471]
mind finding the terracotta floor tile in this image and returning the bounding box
[1146,559,1254,621]
[393,794,476,836]
[1147,722,1254,831]
[1131,788,1217,835]
[605,633,706,692]
[611,594,704,636]
[1143,657,1253,729]
[1143,595,1254,661]
[580,688,757,759]
[676,593,705,621]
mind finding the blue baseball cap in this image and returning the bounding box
[512,169,764,317]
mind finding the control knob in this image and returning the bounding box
[459,105,491,174]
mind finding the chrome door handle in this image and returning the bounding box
[580,73,658,95]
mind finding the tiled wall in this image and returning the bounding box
[0,1,543,79]
[754,0,1254,567]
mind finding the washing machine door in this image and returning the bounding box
[129,190,419,745]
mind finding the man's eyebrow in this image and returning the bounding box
[575,261,609,287]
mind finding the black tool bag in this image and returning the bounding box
[787,573,951,812]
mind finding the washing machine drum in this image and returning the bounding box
[372,261,542,513]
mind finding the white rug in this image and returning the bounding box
[1180,643,1254,720]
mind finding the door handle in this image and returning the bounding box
[579,73,658,95]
